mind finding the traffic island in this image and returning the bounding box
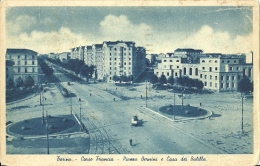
[158,104,212,121]
[6,115,90,154]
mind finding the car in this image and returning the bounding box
[131,115,139,127]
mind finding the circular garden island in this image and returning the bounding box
[7,115,77,136]
[159,104,209,120]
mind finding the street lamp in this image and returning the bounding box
[41,86,45,124]
[46,110,50,154]
[79,98,82,123]
[241,93,244,134]
[182,88,185,109]
[146,80,148,107]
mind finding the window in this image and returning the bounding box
[167,72,169,76]
[110,62,111,65]
[204,75,207,79]
[209,67,212,72]
[18,55,20,59]
[237,67,239,70]
[32,68,35,72]
[110,67,111,70]
[210,82,212,87]
[183,68,186,75]
[175,73,177,76]
[215,67,217,71]
[156,72,159,75]
[32,61,35,65]
[238,75,240,80]
[221,76,224,80]
[32,55,34,59]
[129,62,131,65]
[202,67,205,70]
[115,58,116,60]
[209,60,211,63]
[205,82,207,86]
[215,76,217,80]
[25,68,27,73]
[195,68,198,76]
[227,76,229,80]
[170,60,172,62]
[202,60,205,63]
[164,65,166,68]
[129,58,131,60]
[215,60,218,63]
[215,83,217,88]
[221,83,223,88]
[25,55,27,59]
[227,60,230,63]
[25,61,27,65]
[200,74,202,78]
[227,83,229,88]
[189,68,192,75]
[210,75,212,80]
[234,60,237,63]
[164,60,167,62]
[18,61,20,65]
[230,67,232,71]
[114,67,117,70]
[232,76,235,80]
[232,83,235,87]
[177,66,179,68]
[114,48,116,51]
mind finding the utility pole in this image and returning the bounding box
[146,80,147,107]
[70,91,72,115]
[181,88,184,109]
[46,110,49,154]
[42,88,45,124]
[241,93,244,134]
[79,98,82,126]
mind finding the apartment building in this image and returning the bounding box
[154,48,253,92]
[6,48,38,84]
[71,41,146,82]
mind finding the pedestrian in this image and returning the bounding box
[200,102,202,107]
[90,93,91,96]
[141,95,142,99]
[114,98,115,101]
[129,139,132,146]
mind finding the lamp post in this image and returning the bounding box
[241,93,244,134]
[42,87,45,124]
[146,80,148,107]
[181,88,185,109]
[46,110,49,154]
[79,98,82,123]
[70,91,72,115]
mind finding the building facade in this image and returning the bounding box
[70,41,146,82]
[6,48,39,85]
[154,48,253,92]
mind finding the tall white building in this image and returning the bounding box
[71,41,146,82]
[154,48,253,92]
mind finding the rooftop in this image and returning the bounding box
[6,48,38,55]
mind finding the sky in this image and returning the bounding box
[6,6,253,54]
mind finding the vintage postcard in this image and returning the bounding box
[1,0,259,165]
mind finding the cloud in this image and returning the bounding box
[99,14,153,44]
[7,27,90,54]
[7,15,37,35]
[179,25,253,54]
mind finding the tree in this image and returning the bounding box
[112,75,120,83]
[196,80,204,91]
[237,76,253,95]
[24,76,34,87]
[120,75,128,82]
[6,78,14,89]
[80,64,90,82]
[159,74,167,85]
[167,76,174,85]
[150,74,158,84]
[15,77,24,87]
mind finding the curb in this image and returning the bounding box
[142,106,225,154]
[6,93,37,105]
